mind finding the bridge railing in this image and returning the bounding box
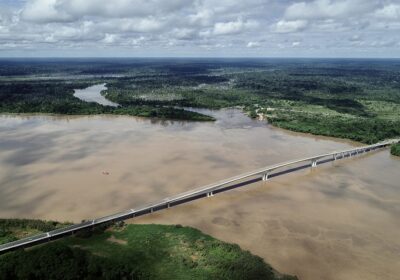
[0,233,49,252]
[0,139,398,254]
[164,140,395,204]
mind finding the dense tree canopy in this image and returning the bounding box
[0,58,399,143]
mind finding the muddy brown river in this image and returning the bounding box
[0,109,399,280]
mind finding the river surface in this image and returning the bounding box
[0,109,399,280]
[73,83,119,107]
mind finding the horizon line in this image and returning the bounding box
[1,56,400,60]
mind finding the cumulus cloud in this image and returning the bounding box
[247,41,261,48]
[22,0,189,22]
[102,33,118,44]
[170,28,198,40]
[1,0,400,57]
[213,19,258,35]
[374,4,400,20]
[272,0,400,36]
[272,20,308,33]
[188,8,214,26]
[284,0,378,20]
[102,18,165,33]
[21,0,74,22]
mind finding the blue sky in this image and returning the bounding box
[0,0,399,57]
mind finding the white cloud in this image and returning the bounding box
[349,35,361,41]
[188,8,214,26]
[247,41,260,48]
[1,0,400,57]
[102,33,117,44]
[272,20,308,33]
[22,0,189,22]
[111,18,164,33]
[129,36,146,46]
[170,28,197,40]
[213,19,258,35]
[284,0,378,20]
[21,0,74,23]
[374,4,400,20]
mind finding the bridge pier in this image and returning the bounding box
[2,140,398,255]
[311,159,317,168]
[262,172,270,181]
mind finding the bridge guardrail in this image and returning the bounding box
[0,139,398,254]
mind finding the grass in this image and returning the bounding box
[0,222,297,280]
[391,143,400,157]
[0,219,70,245]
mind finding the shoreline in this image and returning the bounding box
[1,108,398,280]
[0,107,365,147]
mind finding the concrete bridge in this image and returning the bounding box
[1,139,399,254]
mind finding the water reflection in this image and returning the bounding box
[0,112,200,128]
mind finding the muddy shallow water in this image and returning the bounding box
[0,109,399,280]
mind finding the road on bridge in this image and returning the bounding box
[0,139,398,254]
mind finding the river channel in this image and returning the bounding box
[0,87,399,280]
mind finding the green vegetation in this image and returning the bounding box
[0,220,297,280]
[0,58,399,142]
[1,59,398,279]
[0,219,70,245]
[229,64,400,144]
[0,80,214,121]
[391,143,400,157]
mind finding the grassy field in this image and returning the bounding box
[0,221,297,280]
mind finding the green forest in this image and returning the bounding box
[0,59,399,277]
[1,58,399,145]
[0,220,297,280]
[391,143,400,156]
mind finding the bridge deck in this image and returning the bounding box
[0,139,398,254]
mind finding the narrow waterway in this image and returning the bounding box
[0,109,398,280]
[73,83,119,107]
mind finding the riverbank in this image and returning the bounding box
[0,80,215,122]
[1,59,400,280]
[0,219,297,280]
[131,149,400,280]
[1,110,399,280]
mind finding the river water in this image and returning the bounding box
[73,83,119,107]
[0,108,399,280]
